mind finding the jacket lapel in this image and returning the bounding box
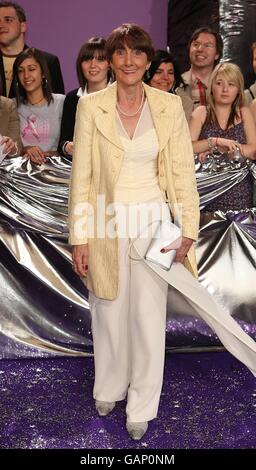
[94,82,172,152]
[143,83,171,152]
[95,83,123,151]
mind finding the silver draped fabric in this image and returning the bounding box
[194,151,256,209]
[0,156,91,358]
[0,156,255,358]
[195,155,256,326]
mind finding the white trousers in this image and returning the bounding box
[89,200,169,422]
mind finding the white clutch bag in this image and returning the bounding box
[144,219,181,271]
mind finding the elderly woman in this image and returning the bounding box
[58,37,111,157]
[69,25,256,440]
[0,78,22,158]
[69,23,199,440]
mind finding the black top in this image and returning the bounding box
[0,45,65,97]
[58,88,80,156]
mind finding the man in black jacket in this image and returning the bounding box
[0,1,65,97]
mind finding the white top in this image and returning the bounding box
[18,93,65,152]
[115,100,163,203]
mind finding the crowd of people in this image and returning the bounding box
[1,3,256,162]
[1,1,256,442]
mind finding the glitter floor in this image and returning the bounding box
[0,352,255,449]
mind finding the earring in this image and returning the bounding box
[42,77,48,88]
[145,69,150,81]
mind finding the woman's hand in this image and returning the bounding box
[216,138,243,153]
[65,141,74,156]
[164,236,193,263]
[197,150,210,162]
[23,146,49,164]
[0,136,18,156]
[72,244,89,277]
[161,236,193,263]
[174,236,193,263]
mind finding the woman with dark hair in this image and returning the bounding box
[58,37,111,157]
[69,23,199,440]
[0,76,22,158]
[69,22,256,441]
[145,49,193,121]
[145,50,183,92]
[13,48,65,164]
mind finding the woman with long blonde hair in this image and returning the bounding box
[189,62,256,339]
[190,62,256,211]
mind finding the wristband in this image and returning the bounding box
[208,137,214,149]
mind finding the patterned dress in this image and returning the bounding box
[199,121,253,211]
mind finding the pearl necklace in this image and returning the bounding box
[116,88,145,117]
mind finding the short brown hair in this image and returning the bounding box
[105,23,154,62]
[0,2,26,22]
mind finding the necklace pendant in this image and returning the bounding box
[28,97,45,106]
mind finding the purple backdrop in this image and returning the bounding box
[19,0,168,92]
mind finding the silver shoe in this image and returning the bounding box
[126,421,148,440]
[95,400,115,416]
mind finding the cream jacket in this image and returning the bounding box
[69,82,200,300]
